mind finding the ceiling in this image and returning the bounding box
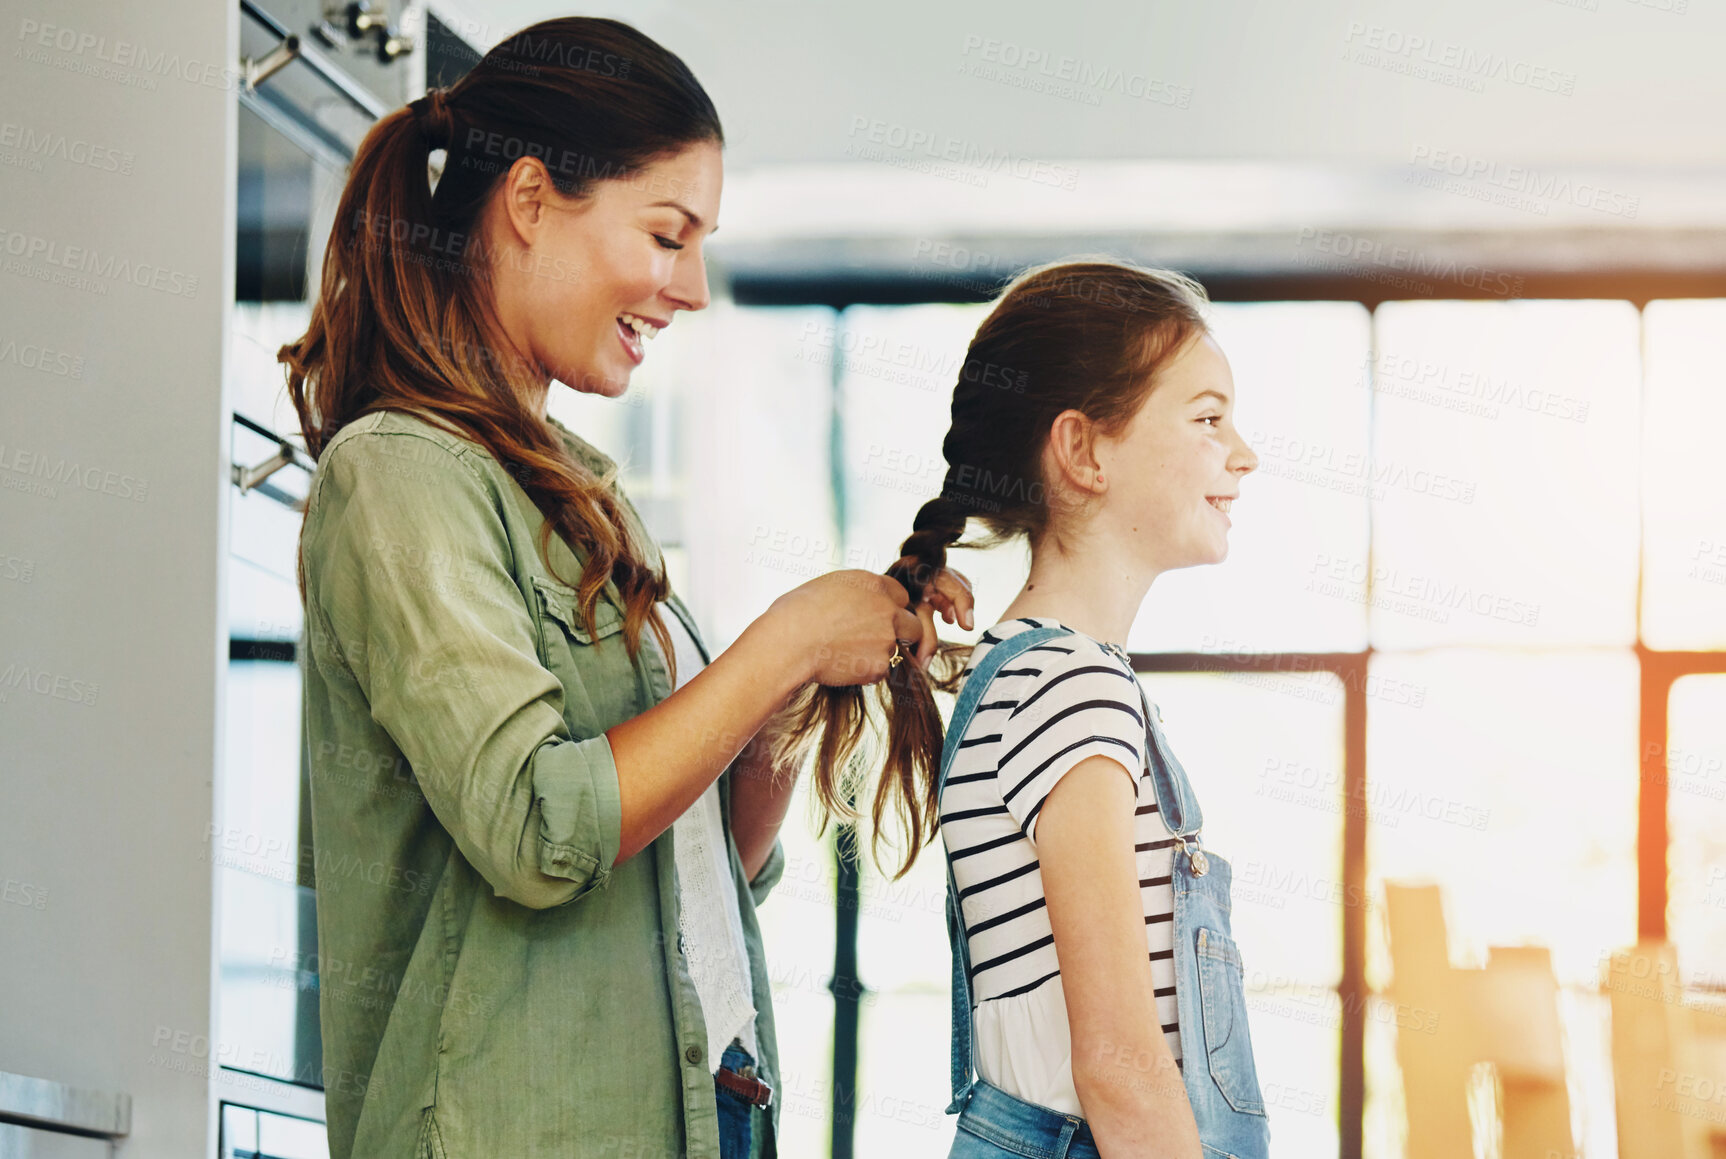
[427,0,1726,171]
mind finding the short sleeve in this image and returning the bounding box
[745,836,786,907]
[994,641,1147,845]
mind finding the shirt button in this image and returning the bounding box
[685,1044,704,1066]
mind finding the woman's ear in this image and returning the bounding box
[498,156,557,248]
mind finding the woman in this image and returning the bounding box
[283,19,973,1159]
[775,261,1271,1157]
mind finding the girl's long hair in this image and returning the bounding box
[282,18,722,669]
[766,259,1212,878]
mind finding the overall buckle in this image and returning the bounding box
[1175,833,1209,877]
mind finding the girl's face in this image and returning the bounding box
[486,140,723,400]
[1094,331,1258,574]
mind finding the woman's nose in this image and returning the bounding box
[665,252,711,312]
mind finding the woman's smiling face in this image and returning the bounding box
[484,139,723,402]
[1093,331,1259,573]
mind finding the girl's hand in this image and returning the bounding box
[912,566,976,669]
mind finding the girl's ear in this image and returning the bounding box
[1045,410,1106,499]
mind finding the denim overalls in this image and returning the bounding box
[938,626,1271,1159]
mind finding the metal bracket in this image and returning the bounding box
[242,34,301,92]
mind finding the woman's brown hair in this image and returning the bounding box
[766,259,1212,878]
[282,17,722,673]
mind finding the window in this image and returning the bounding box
[641,295,1724,1159]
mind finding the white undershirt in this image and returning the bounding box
[658,606,758,1072]
[942,617,1181,1115]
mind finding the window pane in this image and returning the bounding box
[854,992,953,1159]
[217,867,315,1085]
[855,818,949,995]
[227,556,303,644]
[853,802,953,1159]
[230,301,313,435]
[230,427,308,585]
[671,305,839,648]
[1141,670,1345,1157]
[1150,301,1372,654]
[1642,301,1726,649]
[221,660,304,877]
[1370,301,1640,648]
[755,778,839,1159]
[836,304,1031,633]
[217,656,315,1087]
[1667,674,1726,989]
[1365,649,1637,983]
[1363,651,1637,1159]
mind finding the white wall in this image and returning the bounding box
[0,0,234,1155]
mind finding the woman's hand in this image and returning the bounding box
[764,570,926,687]
[910,565,975,669]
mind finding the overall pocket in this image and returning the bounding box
[1195,926,1267,1116]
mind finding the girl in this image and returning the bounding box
[774,260,1271,1158]
[284,19,974,1159]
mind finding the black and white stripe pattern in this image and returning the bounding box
[941,617,1182,1063]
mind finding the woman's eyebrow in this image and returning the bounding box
[647,200,716,235]
[1190,388,1231,405]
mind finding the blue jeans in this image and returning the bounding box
[716,1041,758,1159]
[950,1079,1101,1158]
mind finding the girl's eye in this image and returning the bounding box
[1199,415,1222,427]
[654,235,684,251]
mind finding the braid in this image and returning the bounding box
[761,490,973,881]
[887,493,967,604]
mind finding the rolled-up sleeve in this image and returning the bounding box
[304,431,621,909]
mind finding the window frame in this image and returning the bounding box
[809,280,1719,1159]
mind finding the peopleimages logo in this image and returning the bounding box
[1406,145,1639,220]
[1294,227,1523,298]
[0,441,149,502]
[0,226,199,298]
[1340,22,1577,95]
[958,34,1193,108]
[1249,430,1478,504]
[0,121,135,174]
[14,18,244,93]
[845,116,1080,191]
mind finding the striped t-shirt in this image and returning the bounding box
[941,616,1183,1077]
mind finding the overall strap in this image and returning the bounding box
[1112,661,1209,874]
[1119,676,1205,839]
[939,624,1075,1113]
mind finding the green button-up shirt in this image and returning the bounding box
[298,409,784,1159]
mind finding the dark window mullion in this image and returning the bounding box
[829,308,861,1159]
